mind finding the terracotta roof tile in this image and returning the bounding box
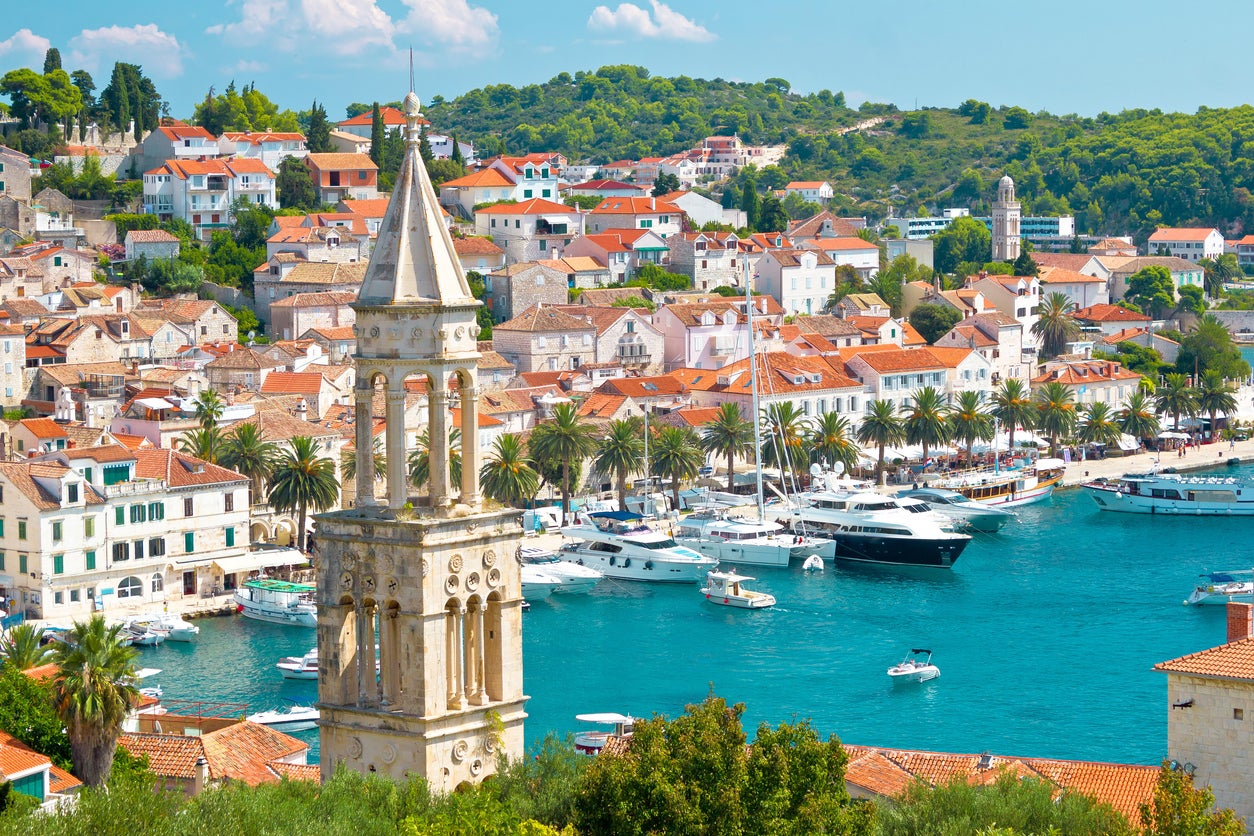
[200,721,309,786]
[126,229,179,244]
[1072,304,1151,323]
[1148,227,1218,242]
[119,733,207,779]
[577,393,627,419]
[260,371,327,395]
[1155,636,1254,680]
[440,168,514,188]
[476,198,573,216]
[272,262,367,286]
[18,417,68,438]
[452,236,504,256]
[496,305,595,333]
[305,152,377,171]
[268,291,357,309]
[766,248,836,268]
[591,196,681,215]
[1037,265,1104,284]
[132,448,248,488]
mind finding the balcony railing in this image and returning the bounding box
[102,479,166,498]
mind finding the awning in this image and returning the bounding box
[1116,433,1140,451]
[183,550,307,575]
[135,397,177,410]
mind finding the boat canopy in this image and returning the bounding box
[910,648,932,655]
[576,712,633,724]
[589,510,644,522]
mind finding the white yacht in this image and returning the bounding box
[700,569,776,609]
[560,511,717,583]
[234,579,317,627]
[675,507,818,568]
[1185,571,1254,606]
[519,546,604,594]
[247,704,319,732]
[1084,471,1254,515]
[898,488,1015,533]
[123,612,199,642]
[276,648,319,680]
[521,564,563,601]
[574,712,634,755]
[781,486,970,570]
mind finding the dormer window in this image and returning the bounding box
[67,484,79,503]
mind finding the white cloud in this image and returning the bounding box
[206,0,290,42]
[398,0,499,49]
[0,29,52,64]
[301,0,396,54]
[69,24,184,77]
[587,1,715,43]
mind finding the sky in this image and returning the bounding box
[1,0,1250,122]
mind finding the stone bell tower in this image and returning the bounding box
[314,91,526,791]
[992,174,1021,263]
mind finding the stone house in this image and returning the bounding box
[482,263,568,323]
[553,305,665,375]
[0,323,24,406]
[259,370,346,419]
[124,229,181,262]
[492,305,598,373]
[474,198,584,263]
[269,291,356,342]
[253,261,366,332]
[667,231,742,290]
[300,325,356,364]
[934,312,1028,385]
[794,314,866,349]
[265,223,368,264]
[27,315,156,364]
[204,346,283,393]
[563,230,670,284]
[134,299,239,346]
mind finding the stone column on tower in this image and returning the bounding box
[354,383,376,507]
[385,389,407,509]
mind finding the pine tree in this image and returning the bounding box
[450,132,464,165]
[43,48,61,74]
[369,102,384,167]
[306,100,331,152]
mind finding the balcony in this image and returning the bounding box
[102,479,166,498]
[173,143,220,157]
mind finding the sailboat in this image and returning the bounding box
[674,283,821,568]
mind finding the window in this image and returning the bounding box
[151,573,163,593]
[226,527,235,547]
[85,550,95,571]
[224,493,234,513]
[117,576,142,599]
[52,522,62,542]
[53,554,63,574]
[149,538,165,557]
[115,507,125,526]
[626,321,635,333]
[130,504,146,524]
[133,540,145,561]
[17,520,26,540]
[148,502,164,521]
[184,532,195,553]
[523,189,533,199]
[18,554,26,574]
[112,542,129,562]
[54,591,62,605]
[0,552,3,571]
[70,588,80,603]
[0,518,4,537]
[184,497,194,517]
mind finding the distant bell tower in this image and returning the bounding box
[992,174,1021,263]
[314,90,527,791]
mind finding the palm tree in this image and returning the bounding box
[948,390,995,462]
[808,411,861,476]
[856,399,905,486]
[409,429,462,491]
[1076,402,1124,448]
[220,422,279,502]
[1119,390,1161,443]
[1031,292,1080,358]
[650,425,704,511]
[193,388,225,463]
[1155,373,1199,431]
[990,379,1037,453]
[0,623,50,670]
[596,419,644,510]
[51,616,139,786]
[340,437,387,485]
[529,403,598,525]
[267,436,339,552]
[1034,381,1078,454]
[177,426,223,464]
[761,402,810,481]
[904,386,951,465]
[480,434,539,507]
[699,403,754,492]
[1196,369,1238,441]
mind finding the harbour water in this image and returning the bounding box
[137,466,1253,766]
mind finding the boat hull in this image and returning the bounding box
[942,471,1062,508]
[701,591,776,608]
[789,531,966,569]
[278,667,319,680]
[681,538,797,568]
[521,581,559,601]
[566,551,715,583]
[164,627,198,642]
[235,600,318,628]
[550,576,601,594]
[1085,485,1254,515]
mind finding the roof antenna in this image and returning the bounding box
[409,47,415,92]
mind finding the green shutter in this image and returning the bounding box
[0,518,5,537]
[18,555,26,574]
[85,550,96,571]
[225,528,235,547]
[53,555,63,574]
[184,532,194,553]
[0,553,5,571]
[10,770,43,801]
[115,507,125,526]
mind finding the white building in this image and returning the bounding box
[142,158,277,240]
[1147,227,1225,262]
[587,196,684,240]
[756,249,837,316]
[784,181,834,202]
[811,237,880,281]
[991,175,1021,262]
[217,132,308,170]
[653,297,784,371]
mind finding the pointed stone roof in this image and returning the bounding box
[357,92,475,307]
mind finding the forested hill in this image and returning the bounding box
[423,66,1254,240]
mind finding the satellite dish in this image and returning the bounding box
[832,461,846,476]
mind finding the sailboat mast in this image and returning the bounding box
[746,278,765,518]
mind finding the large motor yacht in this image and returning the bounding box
[898,487,1015,532]
[675,507,819,568]
[560,511,717,583]
[1083,471,1254,515]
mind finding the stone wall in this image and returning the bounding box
[1166,672,1254,826]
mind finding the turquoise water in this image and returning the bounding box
[138,467,1254,766]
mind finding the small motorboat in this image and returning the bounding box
[521,564,563,601]
[276,648,319,680]
[124,613,199,642]
[247,704,320,732]
[888,649,940,683]
[573,712,634,755]
[519,546,604,594]
[1185,571,1254,606]
[802,555,824,572]
[699,569,776,609]
[124,626,166,647]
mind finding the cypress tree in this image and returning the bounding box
[369,102,384,167]
[740,174,759,231]
[450,132,464,165]
[306,101,330,152]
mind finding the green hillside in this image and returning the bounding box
[426,66,1254,241]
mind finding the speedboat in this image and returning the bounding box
[898,488,1015,533]
[700,569,776,609]
[521,564,563,601]
[124,625,166,646]
[234,579,317,627]
[573,712,634,755]
[124,613,199,642]
[560,511,718,583]
[781,488,970,570]
[887,649,940,683]
[247,704,320,732]
[1185,571,1254,606]
[519,546,604,594]
[675,507,820,568]
[276,648,319,680]
[1084,471,1254,515]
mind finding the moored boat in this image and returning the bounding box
[234,579,317,627]
[124,612,199,642]
[560,511,718,583]
[898,488,1015,532]
[676,507,819,568]
[1185,571,1254,606]
[521,564,563,601]
[887,649,940,683]
[1084,471,1254,515]
[519,546,604,594]
[247,704,319,732]
[935,459,1064,508]
[700,569,776,609]
[276,648,319,680]
[573,712,634,755]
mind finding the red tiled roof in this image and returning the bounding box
[1037,265,1104,284]
[337,106,425,128]
[132,448,248,487]
[576,393,627,419]
[18,417,68,438]
[475,197,574,216]
[304,152,377,172]
[496,305,594,333]
[1148,227,1218,242]
[1155,636,1254,680]
[260,371,326,395]
[1072,304,1151,323]
[119,733,207,779]
[200,721,309,786]
[440,168,514,189]
[591,197,681,215]
[849,347,948,373]
[600,375,688,398]
[126,229,179,244]
[1030,360,1142,386]
[452,236,504,256]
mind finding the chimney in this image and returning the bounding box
[1228,602,1253,643]
[295,397,308,422]
[193,755,209,795]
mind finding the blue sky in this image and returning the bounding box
[1,0,1249,121]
